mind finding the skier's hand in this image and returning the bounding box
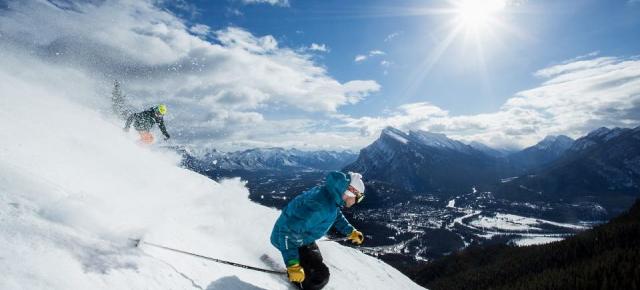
[348,230,364,245]
[287,263,305,283]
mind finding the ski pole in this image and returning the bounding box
[320,237,349,242]
[130,239,286,275]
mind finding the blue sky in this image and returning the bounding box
[176,0,640,117]
[2,0,640,150]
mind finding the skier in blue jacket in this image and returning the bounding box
[270,171,365,290]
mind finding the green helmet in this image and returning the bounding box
[156,104,167,115]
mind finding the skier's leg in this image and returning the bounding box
[298,242,330,290]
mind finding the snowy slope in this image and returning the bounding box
[0,49,423,290]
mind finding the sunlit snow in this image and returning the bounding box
[0,45,423,290]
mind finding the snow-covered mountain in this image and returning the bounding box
[345,125,639,217]
[568,127,631,152]
[469,141,513,158]
[507,135,575,173]
[496,126,640,216]
[344,127,510,194]
[182,147,357,172]
[408,130,472,153]
[0,51,423,290]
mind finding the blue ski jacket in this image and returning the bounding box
[270,171,355,265]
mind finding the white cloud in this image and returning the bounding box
[158,0,201,18]
[226,7,244,16]
[189,24,210,37]
[343,55,640,149]
[308,43,329,52]
[354,50,386,63]
[341,102,450,136]
[384,32,401,42]
[343,80,382,103]
[240,0,289,7]
[214,27,279,53]
[534,56,617,79]
[0,0,379,148]
[354,55,367,62]
[380,60,393,75]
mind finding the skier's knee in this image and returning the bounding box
[317,265,330,282]
[310,267,330,290]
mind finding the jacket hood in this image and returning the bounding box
[325,171,350,207]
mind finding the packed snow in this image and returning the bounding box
[382,128,409,144]
[409,131,469,152]
[0,45,423,290]
[447,199,456,208]
[469,214,543,232]
[501,177,518,183]
[467,213,587,232]
[511,237,564,247]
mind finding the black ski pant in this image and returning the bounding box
[294,242,329,290]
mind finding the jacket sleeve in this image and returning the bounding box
[334,210,355,236]
[124,114,135,130]
[157,117,170,138]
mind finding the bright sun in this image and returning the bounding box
[400,0,516,98]
[454,0,507,31]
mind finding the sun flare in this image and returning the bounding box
[454,0,507,31]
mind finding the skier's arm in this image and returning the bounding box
[334,210,355,236]
[158,118,170,139]
[124,114,134,131]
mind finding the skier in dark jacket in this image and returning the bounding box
[270,171,366,290]
[124,104,170,144]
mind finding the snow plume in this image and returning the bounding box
[0,51,420,290]
[0,0,379,149]
[0,33,420,290]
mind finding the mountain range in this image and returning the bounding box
[178,146,357,172]
[496,126,640,213]
[343,127,573,194]
[343,125,640,216]
[506,135,574,173]
[176,125,639,217]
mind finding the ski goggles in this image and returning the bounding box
[346,185,365,204]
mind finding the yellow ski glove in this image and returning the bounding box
[348,230,364,245]
[287,263,305,283]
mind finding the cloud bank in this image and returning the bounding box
[1,0,638,151]
[0,0,378,150]
[343,56,640,149]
